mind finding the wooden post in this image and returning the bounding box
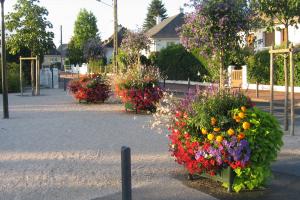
[270,46,274,114]
[289,44,294,136]
[20,57,23,96]
[35,56,40,96]
[31,58,35,96]
[284,54,289,131]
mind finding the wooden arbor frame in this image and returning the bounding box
[19,56,40,96]
[269,43,299,136]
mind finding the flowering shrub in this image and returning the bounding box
[153,89,283,192]
[68,74,110,103]
[114,66,163,112]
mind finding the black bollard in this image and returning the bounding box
[121,146,132,200]
[63,78,67,91]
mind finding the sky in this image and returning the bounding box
[4,0,188,47]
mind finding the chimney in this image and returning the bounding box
[156,16,162,25]
[179,7,184,14]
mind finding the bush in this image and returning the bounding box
[114,66,163,112]
[156,44,208,81]
[0,62,21,93]
[247,49,300,86]
[68,74,110,103]
[153,90,283,192]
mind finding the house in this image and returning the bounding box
[57,43,68,65]
[249,20,300,51]
[102,25,127,63]
[42,48,62,69]
[146,13,184,54]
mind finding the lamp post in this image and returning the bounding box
[96,0,118,73]
[1,0,8,119]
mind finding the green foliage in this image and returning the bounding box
[191,92,249,130]
[247,50,270,84]
[156,44,208,81]
[247,50,300,86]
[73,9,99,49]
[6,0,54,57]
[68,9,99,64]
[88,58,106,74]
[143,0,168,30]
[0,62,22,93]
[253,0,300,31]
[232,107,283,192]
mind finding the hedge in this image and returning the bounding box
[0,62,21,93]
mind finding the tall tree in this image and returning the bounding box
[5,0,54,57]
[73,9,99,49]
[143,0,168,30]
[68,9,99,64]
[180,0,257,88]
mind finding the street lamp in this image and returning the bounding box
[96,0,118,73]
[0,0,9,119]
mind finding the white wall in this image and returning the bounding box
[149,38,180,53]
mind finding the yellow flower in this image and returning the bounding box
[216,135,223,143]
[227,128,235,136]
[213,127,220,132]
[201,128,208,135]
[242,122,251,130]
[238,112,245,119]
[207,133,214,141]
[241,106,247,112]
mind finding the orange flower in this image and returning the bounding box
[213,127,221,132]
[242,122,251,130]
[227,128,235,136]
[211,117,217,126]
[235,116,241,123]
[201,128,208,135]
[241,106,247,112]
[216,135,223,143]
[207,133,214,141]
[238,133,245,140]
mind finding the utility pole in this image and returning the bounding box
[113,0,118,73]
[1,0,9,119]
[60,25,63,71]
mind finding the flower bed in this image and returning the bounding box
[114,67,163,113]
[154,90,283,192]
[68,74,110,103]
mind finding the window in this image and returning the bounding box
[167,42,175,47]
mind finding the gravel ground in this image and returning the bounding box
[0,89,300,200]
[0,89,217,200]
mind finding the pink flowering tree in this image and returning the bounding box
[120,30,151,68]
[180,0,257,87]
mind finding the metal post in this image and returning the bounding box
[60,25,64,71]
[63,78,67,91]
[121,146,132,200]
[290,44,294,136]
[284,54,289,131]
[20,57,23,96]
[270,46,274,114]
[1,0,8,118]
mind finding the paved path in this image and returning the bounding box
[0,89,300,200]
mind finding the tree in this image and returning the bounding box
[120,30,151,67]
[73,9,99,49]
[68,9,99,64]
[180,0,257,88]
[6,0,54,57]
[83,37,106,73]
[143,0,167,30]
[253,0,300,130]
